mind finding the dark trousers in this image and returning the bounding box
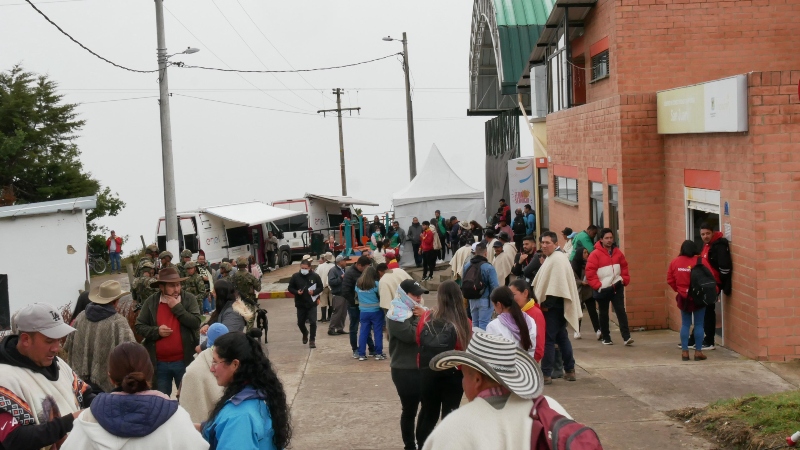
[582,296,601,333]
[422,250,437,278]
[266,250,276,267]
[156,361,185,397]
[514,236,524,253]
[416,368,464,447]
[412,243,422,267]
[348,306,374,352]
[391,368,421,450]
[597,284,630,342]
[328,295,347,332]
[296,306,317,341]
[541,307,576,377]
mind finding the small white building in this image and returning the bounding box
[0,196,96,328]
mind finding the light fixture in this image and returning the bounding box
[183,47,200,54]
[382,36,394,41]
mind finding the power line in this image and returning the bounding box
[0,0,87,7]
[58,87,468,92]
[209,0,316,109]
[171,93,318,116]
[163,5,308,112]
[79,95,159,104]
[22,0,157,73]
[173,53,402,74]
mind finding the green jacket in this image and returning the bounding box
[231,270,261,305]
[182,273,206,299]
[570,231,595,261]
[135,291,201,371]
[176,261,187,278]
[435,217,446,235]
[135,256,155,277]
[131,275,158,303]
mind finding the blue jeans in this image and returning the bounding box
[358,310,384,356]
[349,306,374,352]
[202,296,212,314]
[469,298,493,330]
[156,360,185,397]
[681,307,706,351]
[109,252,121,272]
[541,307,575,377]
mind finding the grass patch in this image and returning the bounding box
[669,390,800,450]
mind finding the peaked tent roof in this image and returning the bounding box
[393,144,484,206]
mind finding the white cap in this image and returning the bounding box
[15,303,75,339]
[471,243,478,253]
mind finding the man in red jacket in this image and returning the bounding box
[691,223,732,350]
[105,230,123,274]
[585,228,632,346]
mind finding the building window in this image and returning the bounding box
[538,168,549,232]
[590,182,604,227]
[555,176,578,203]
[609,185,619,244]
[591,50,609,83]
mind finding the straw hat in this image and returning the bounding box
[89,280,130,305]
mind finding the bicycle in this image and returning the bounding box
[88,253,107,274]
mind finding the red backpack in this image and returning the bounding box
[530,396,603,450]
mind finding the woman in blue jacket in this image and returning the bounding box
[201,332,292,450]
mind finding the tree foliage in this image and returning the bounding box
[0,64,124,240]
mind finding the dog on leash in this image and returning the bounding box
[255,308,268,343]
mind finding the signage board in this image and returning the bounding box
[657,74,748,134]
[508,158,535,215]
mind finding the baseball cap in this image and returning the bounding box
[207,323,229,347]
[15,303,75,339]
[400,279,429,297]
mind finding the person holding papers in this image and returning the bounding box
[288,259,324,349]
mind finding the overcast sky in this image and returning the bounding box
[1,0,531,249]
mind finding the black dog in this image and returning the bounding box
[255,308,268,343]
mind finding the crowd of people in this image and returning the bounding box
[0,199,733,450]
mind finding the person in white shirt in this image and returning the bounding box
[485,287,537,360]
[316,252,336,322]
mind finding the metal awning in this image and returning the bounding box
[526,0,596,67]
[304,193,379,207]
[201,202,304,226]
[0,196,97,219]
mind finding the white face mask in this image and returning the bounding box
[300,269,309,275]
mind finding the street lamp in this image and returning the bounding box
[383,32,417,180]
[154,0,199,256]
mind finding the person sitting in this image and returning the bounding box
[62,342,207,450]
[421,332,570,450]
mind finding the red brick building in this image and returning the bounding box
[521,0,800,361]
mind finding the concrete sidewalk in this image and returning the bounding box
[262,295,798,450]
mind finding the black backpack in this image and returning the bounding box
[513,216,527,235]
[689,257,717,309]
[418,319,457,371]
[461,261,486,299]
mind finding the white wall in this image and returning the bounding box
[0,212,88,317]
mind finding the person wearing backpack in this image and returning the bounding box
[422,332,600,450]
[415,281,473,448]
[461,243,500,330]
[667,240,714,361]
[512,209,528,252]
[692,223,733,350]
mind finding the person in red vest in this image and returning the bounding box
[106,230,123,274]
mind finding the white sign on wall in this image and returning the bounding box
[508,158,536,214]
[657,74,748,134]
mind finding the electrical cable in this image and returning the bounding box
[79,95,159,104]
[22,0,157,73]
[171,93,318,116]
[173,53,402,73]
[0,0,86,7]
[210,0,316,109]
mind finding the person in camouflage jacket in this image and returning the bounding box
[135,244,160,277]
[132,262,158,307]
[181,262,206,311]
[232,257,261,329]
[159,251,176,271]
[176,249,193,277]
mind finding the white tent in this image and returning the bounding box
[393,144,485,265]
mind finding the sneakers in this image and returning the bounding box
[596,330,602,340]
[574,331,582,339]
[702,343,715,350]
[358,356,367,361]
[352,351,358,359]
[602,339,614,345]
[624,338,634,346]
[374,354,387,361]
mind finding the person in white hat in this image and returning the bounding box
[0,303,95,450]
[64,281,136,393]
[316,252,336,322]
[421,332,571,450]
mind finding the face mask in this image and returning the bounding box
[300,269,309,275]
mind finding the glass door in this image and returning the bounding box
[608,185,619,245]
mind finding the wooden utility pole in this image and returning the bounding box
[318,88,360,196]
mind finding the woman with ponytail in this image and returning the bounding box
[202,332,292,450]
[486,287,537,359]
[62,342,208,449]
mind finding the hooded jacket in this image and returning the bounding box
[585,240,630,291]
[61,391,208,450]
[179,348,224,423]
[701,231,732,295]
[202,386,276,450]
[341,265,363,306]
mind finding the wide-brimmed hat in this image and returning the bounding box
[89,280,130,305]
[430,332,543,399]
[324,252,335,263]
[460,220,470,230]
[149,267,187,288]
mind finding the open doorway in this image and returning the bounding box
[685,187,722,345]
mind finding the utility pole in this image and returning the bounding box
[318,88,360,196]
[401,32,417,180]
[154,0,179,256]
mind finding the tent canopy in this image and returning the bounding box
[393,144,484,206]
[201,202,303,227]
[304,193,379,207]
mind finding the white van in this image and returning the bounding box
[156,202,303,268]
[271,193,379,258]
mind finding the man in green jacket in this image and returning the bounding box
[135,267,201,396]
[569,225,599,261]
